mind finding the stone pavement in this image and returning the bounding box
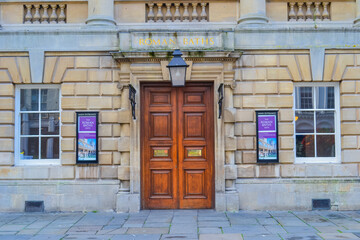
[1,210,360,240]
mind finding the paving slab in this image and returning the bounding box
[317,232,360,239]
[199,233,243,240]
[62,235,113,240]
[169,224,197,234]
[160,234,198,240]
[126,227,169,234]
[243,234,282,240]
[30,235,65,240]
[0,236,32,240]
[281,226,319,233]
[111,234,161,240]
[280,233,323,240]
[198,227,222,234]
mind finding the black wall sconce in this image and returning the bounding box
[218,83,224,119]
[129,84,136,120]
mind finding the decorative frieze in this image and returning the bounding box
[24,4,66,24]
[146,2,209,23]
[288,2,330,21]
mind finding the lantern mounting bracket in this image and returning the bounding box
[128,84,136,120]
[218,83,224,119]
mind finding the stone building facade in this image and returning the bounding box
[0,0,360,212]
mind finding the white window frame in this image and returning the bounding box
[15,85,61,166]
[293,82,341,164]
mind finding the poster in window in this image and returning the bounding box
[256,111,279,163]
[76,112,98,164]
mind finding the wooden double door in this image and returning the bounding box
[141,82,214,209]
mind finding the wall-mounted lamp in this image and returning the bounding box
[167,49,189,87]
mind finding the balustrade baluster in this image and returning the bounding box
[165,3,172,22]
[322,2,330,21]
[288,3,296,21]
[314,2,321,20]
[200,3,207,22]
[297,2,305,21]
[191,3,199,22]
[41,4,49,24]
[49,5,58,24]
[33,4,41,24]
[305,2,313,21]
[58,4,66,23]
[174,3,181,22]
[148,3,155,22]
[183,3,190,22]
[24,5,33,24]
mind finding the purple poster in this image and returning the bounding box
[257,112,278,162]
[77,113,98,163]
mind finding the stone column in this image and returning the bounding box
[355,0,360,26]
[86,0,116,26]
[238,0,268,25]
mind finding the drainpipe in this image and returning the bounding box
[86,0,116,26]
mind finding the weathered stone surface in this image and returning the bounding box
[100,166,118,179]
[101,138,118,151]
[49,166,75,179]
[306,164,332,177]
[76,166,99,179]
[225,165,237,180]
[118,136,130,151]
[237,137,254,150]
[332,164,358,177]
[61,97,87,110]
[237,165,255,178]
[235,110,254,122]
[257,165,278,178]
[280,165,306,178]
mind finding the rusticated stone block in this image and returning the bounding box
[76,56,99,68]
[98,125,112,137]
[99,152,113,165]
[235,110,254,122]
[241,68,266,80]
[0,139,14,151]
[23,167,49,179]
[341,109,356,122]
[0,98,14,110]
[61,111,75,123]
[61,125,76,137]
[0,152,14,166]
[225,137,236,151]
[243,96,266,108]
[237,137,254,150]
[100,166,118,179]
[342,124,360,135]
[101,111,118,123]
[61,152,76,165]
[88,69,112,82]
[118,109,131,123]
[280,165,305,178]
[0,167,23,179]
[225,165,237,180]
[118,137,130,151]
[342,136,357,149]
[257,165,279,178]
[0,84,14,97]
[242,151,256,164]
[279,151,294,163]
[278,82,293,94]
[341,96,360,107]
[101,138,118,151]
[237,165,255,178]
[88,97,112,110]
[75,83,100,96]
[342,150,360,163]
[254,82,277,94]
[49,166,75,179]
[267,96,293,108]
[62,69,87,82]
[61,83,75,96]
[279,109,293,122]
[76,166,99,179]
[61,138,75,151]
[254,55,277,67]
[0,125,14,138]
[118,166,130,180]
[306,164,332,177]
[0,111,14,124]
[280,137,294,150]
[62,97,87,110]
[332,164,358,177]
[242,123,256,136]
[223,108,235,123]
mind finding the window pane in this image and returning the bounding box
[41,89,59,111]
[316,111,335,133]
[296,135,315,157]
[41,137,59,159]
[20,137,39,159]
[41,113,60,135]
[21,113,39,135]
[317,87,334,109]
[20,89,39,111]
[295,111,314,133]
[317,135,335,157]
[296,87,313,109]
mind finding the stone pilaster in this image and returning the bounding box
[238,0,268,25]
[86,0,116,26]
[355,0,360,26]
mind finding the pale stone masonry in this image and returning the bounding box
[0,0,359,212]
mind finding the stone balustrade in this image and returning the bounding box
[146,2,209,23]
[24,4,66,24]
[288,2,331,21]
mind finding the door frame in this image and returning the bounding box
[126,67,228,212]
[140,82,215,209]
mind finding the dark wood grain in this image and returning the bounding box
[141,83,214,209]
